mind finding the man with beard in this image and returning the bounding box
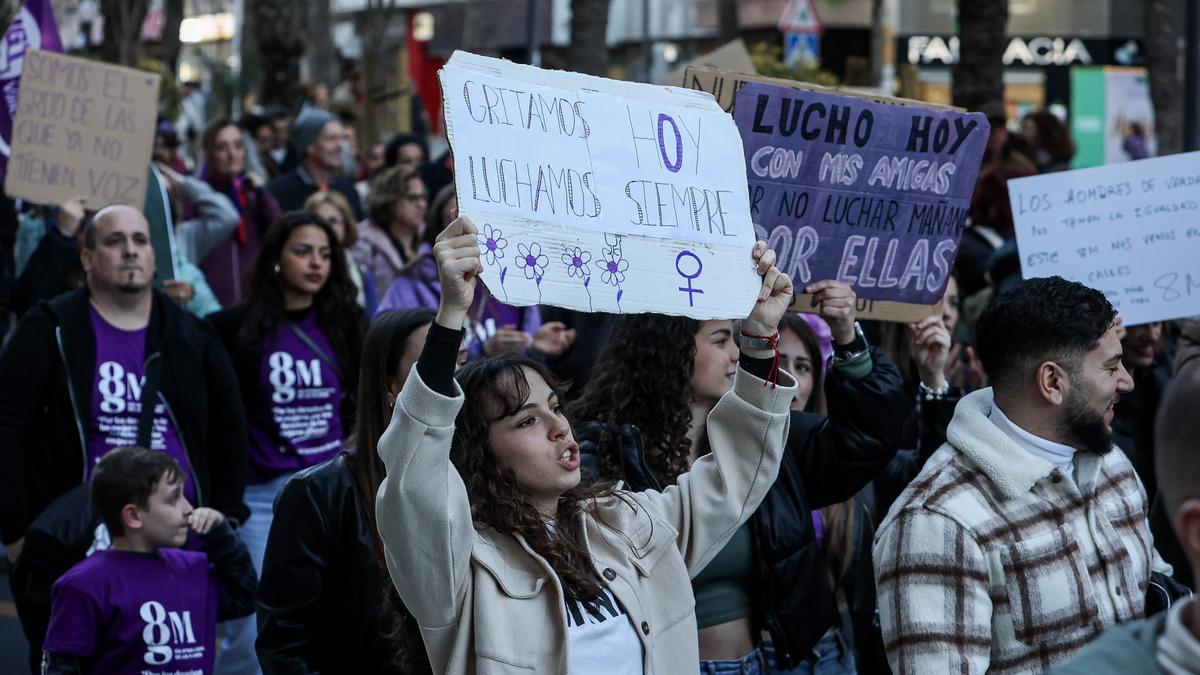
[0,205,247,672]
[873,276,1172,675]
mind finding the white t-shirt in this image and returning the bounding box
[565,586,644,674]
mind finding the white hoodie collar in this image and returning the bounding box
[946,388,1058,499]
[989,401,1077,476]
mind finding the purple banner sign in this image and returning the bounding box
[0,0,62,184]
[733,81,988,305]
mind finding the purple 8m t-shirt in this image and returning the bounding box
[43,549,218,674]
[86,307,196,503]
[245,311,343,484]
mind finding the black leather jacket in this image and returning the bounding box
[256,454,406,674]
[578,347,908,671]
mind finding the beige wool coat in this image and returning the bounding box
[375,365,795,674]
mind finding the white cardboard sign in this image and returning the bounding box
[440,51,759,319]
[1009,151,1200,325]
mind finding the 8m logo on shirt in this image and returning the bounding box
[268,352,324,404]
[140,601,197,666]
[98,361,149,414]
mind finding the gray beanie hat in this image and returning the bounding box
[290,107,338,153]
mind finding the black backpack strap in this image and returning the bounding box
[284,320,343,381]
[136,352,163,449]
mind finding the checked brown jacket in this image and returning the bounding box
[873,388,1171,674]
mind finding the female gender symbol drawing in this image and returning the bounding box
[675,250,703,307]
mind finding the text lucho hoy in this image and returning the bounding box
[742,90,981,295]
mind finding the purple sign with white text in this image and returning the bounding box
[733,81,988,305]
[0,0,62,184]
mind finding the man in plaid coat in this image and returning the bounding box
[874,276,1172,674]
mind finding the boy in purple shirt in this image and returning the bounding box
[41,447,256,674]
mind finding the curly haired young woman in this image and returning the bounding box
[572,288,909,672]
[375,215,796,673]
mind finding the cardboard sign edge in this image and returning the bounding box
[683,64,964,112]
[790,293,942,323]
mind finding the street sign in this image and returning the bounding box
[784,32,821,64]
[778,0,822,34]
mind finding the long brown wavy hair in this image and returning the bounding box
[571,314,700,487]
[452,355,622,606]
[345,309,436,672]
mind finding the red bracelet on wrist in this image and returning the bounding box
[738,329,781,388]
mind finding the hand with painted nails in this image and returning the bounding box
[740,240,794,340]
[804,280,857,345]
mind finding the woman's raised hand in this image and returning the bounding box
[433,215,483,330]
[804,280,858,345]
[909,315,951,389]
[741,241,794,339]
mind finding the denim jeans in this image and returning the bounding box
[700,645,767,675]
[214,472,293,675]
[762,632,857,675]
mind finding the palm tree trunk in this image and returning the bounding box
[567,0,611,77]
[100,0,151,67]
[1145,0,1182,155]
[249,0,307,108]
[161,0,184,72]
[716,0,738,44]
[951,0,1009,111]
[308,0,338,88]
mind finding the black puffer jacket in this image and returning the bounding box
[256,454,423,674]
[578,347,907,671]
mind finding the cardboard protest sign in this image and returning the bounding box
[683,64,957,116]
[4,50,160,210]
[662,38,756,88]
[1009,151,1200,326]
[440,51,760,320]
[730,79,988,322]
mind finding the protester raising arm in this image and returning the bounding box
[376,215,796,674]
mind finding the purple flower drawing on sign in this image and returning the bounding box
[595,234,627,311]
[478,223,508,265]
[478,223,510,301]
[516,242,549,303]
[516,242,549,280]
[561,246,594,310]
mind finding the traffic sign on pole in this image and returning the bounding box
[778,0,823,34]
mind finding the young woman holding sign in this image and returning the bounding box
[375,215,795,673]
[573,292,907,672]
